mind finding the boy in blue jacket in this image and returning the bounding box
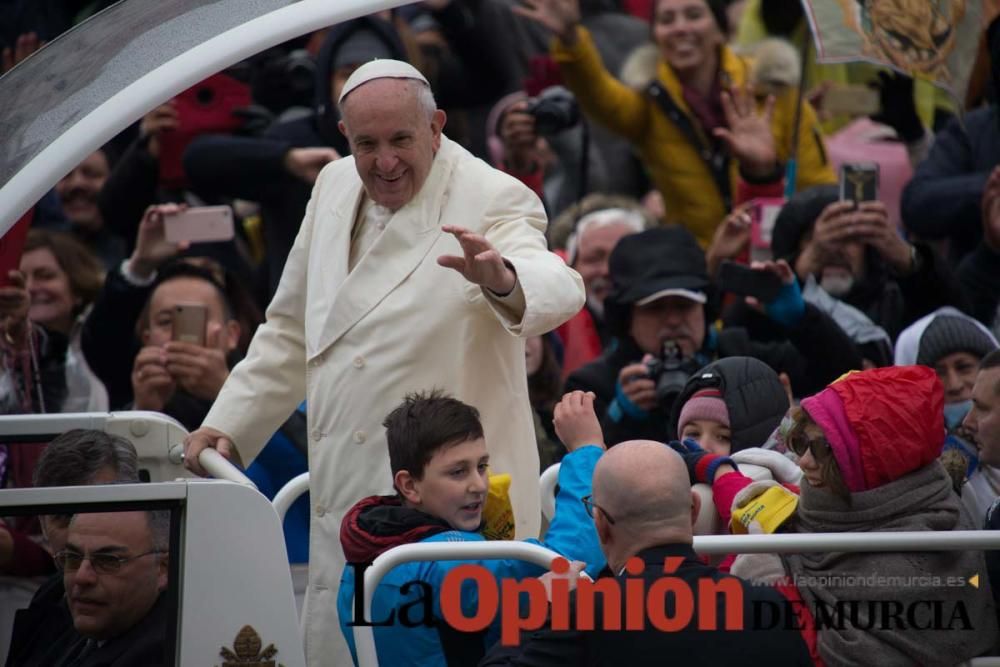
[338,389,605,666]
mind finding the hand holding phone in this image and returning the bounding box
[716,260,783,302]
[164,206,235,244]
[171,304,208,346]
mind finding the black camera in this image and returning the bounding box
[525,86,580,136]
[644,341,697,408]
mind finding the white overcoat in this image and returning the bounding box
[202,136,585,665]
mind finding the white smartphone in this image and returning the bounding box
[164,206,235,244]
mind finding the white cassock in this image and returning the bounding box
[202,135,585,666]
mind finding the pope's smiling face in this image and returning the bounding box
[339,78,446,212]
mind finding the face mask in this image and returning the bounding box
[819,273,854,297]
[944,400,972,430]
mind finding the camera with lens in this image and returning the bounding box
[525,86,580,136]
[644,341,698,409]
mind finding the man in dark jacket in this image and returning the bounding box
[564,226,861,446]
[6,430,140,667]
[767,184,968,342]
[958,165,1000,330]
[480,440,811,666]
[901,15,1000,263]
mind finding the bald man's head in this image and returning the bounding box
[593,440,695,538]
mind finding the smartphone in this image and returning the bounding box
[164,206,235,244]
[839,163,880,204]
[822,84,881,117]
[171,303,207,346]
[0,209,33,288]
[717,261,783,302]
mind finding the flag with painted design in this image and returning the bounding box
[800,0,983,97]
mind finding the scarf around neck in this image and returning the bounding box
[783,462,997,666]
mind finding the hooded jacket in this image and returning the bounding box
[336,446,604,667]
[770,184,968,340]
[183,18,407,295]
[669,356,789,450]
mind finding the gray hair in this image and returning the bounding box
[33,429,139,487]
[340,78,438,124]
[147,510,171,552]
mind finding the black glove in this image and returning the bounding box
[870,71,924,143]
[667,439,738,485]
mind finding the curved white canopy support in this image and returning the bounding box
[0,0,409,236]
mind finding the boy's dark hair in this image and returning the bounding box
[384,390,484,480]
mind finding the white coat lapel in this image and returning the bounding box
[305,174,361,356]
[314,137,459,354]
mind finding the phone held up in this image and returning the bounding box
[716,260,783,303]
[171,303,208,347]
[164,206,235,245]
[839,163,880,205]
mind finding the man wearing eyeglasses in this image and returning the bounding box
[45,510,169,667]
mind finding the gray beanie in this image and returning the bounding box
[917,315,999,366]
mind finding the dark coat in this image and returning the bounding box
[34,593,168,667]
[5,573,71,667]
[957,242,1000,328]
[479,544,811,667]
[901,106,1000,262]
[564,305,861,446]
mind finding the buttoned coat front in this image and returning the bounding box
[202,135,585,666]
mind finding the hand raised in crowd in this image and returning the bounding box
[1,33,45,75]
[981,166,1000,252]
[617,356,659,413]
[139,101,179,159]
[284,147,340,184]
[164,323,231,401]
[797,199,862,276]
[553,390,606,451]
[128,204,190,280]
[499,101,541,174]
[706,206,752,277]
[538,559,588,601]
[183,426,241,477]
[438,226,517,295]
[513,0,582,44]
[0,271,29,348]
[714,85,778,179]
[131,346,176,412]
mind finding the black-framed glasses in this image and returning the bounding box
[581,495,616,525]
[54,549,164,575]
[788,436,831,460]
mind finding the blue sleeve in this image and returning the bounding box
[538,446,605,578]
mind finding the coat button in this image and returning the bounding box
[311,430,322,441]
[315,505,325,517]
[354,430,366,444]
[353,356,365,369]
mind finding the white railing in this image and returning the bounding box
[539,463,560,521]
[273,472,310,522]
[351,531,1000,667]
[354,541,562,667]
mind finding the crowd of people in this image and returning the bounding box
[3,0,1000,665]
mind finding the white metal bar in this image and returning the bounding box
[354,541,563,667]
[539,463,559,521]
[691,531,1000,554]
[0,482,188,507]
[272,472,310,522]
[198,448,256,489]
